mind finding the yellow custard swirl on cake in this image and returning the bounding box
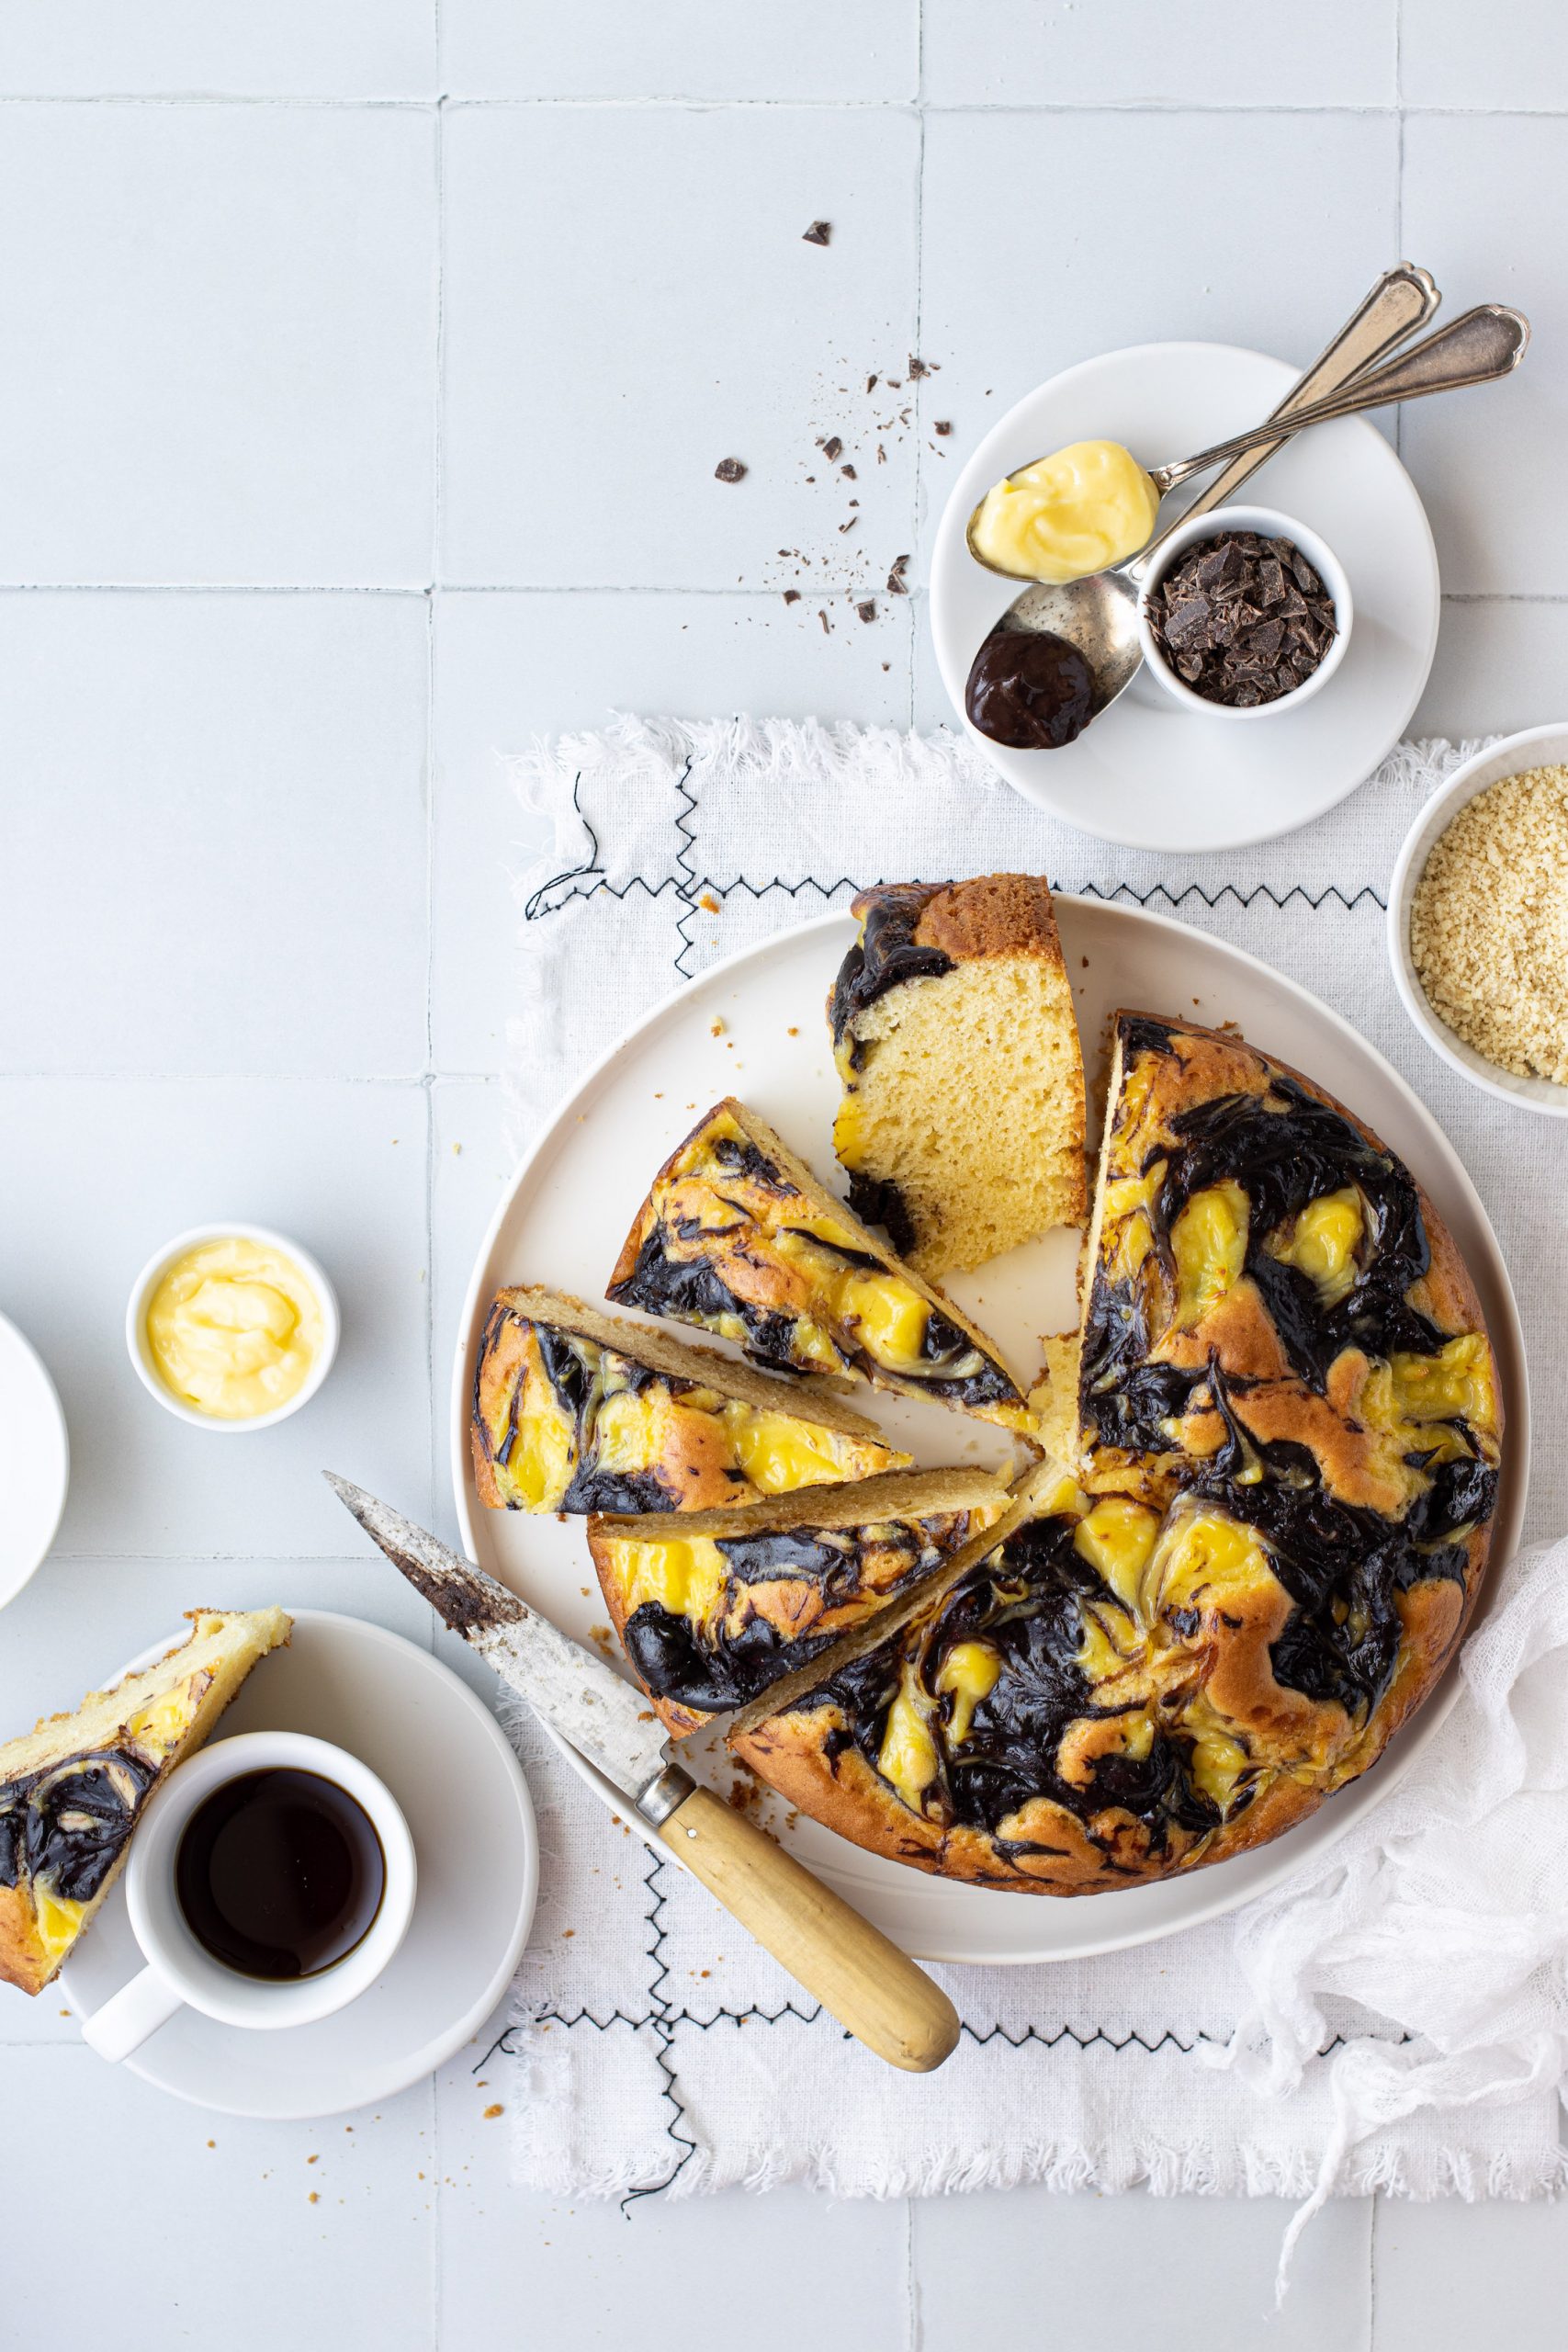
[144,1236,323,1419]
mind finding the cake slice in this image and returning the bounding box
[470,1285,908,1515]
[829,875,1088,1275]
[589,1468,1010,1737]
[606,1098,1033,1433]
[0,1607,291,1995]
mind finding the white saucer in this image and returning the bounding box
[61,1610,537,2120]
[929,340,1440,852]
[0,1310,69,1610]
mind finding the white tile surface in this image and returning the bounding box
[0,104,436,585]
[1411,598,1568,740]
[1371,2195,1568,2349]
[917,107,1399,552]
[0,2049,436,2346]
[438,2032,913,2352]
[917,2187,1372,2348]
[0,1,435,96]
[430,588,913,1070]
[0,1078,432,1557]
[440,105,920,588]
[442,0,916,99]
[923,0,1394,105]
[0,592,428,1077]
[1401,0,1568,108]
[1400,116,1566,596]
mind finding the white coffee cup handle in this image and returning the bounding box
[79,1962,186,2063]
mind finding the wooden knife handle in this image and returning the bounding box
[657,1782,960,2074]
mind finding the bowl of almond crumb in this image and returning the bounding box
[1389,723,1568,1114]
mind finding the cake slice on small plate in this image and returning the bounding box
[828,875,1088,1277]
[589,1467,1010,1737]
[470,1284,908,1515]
[606,1098,1034,1432]
[0,1607,290,1995]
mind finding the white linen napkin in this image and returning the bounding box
[487,718,1567,2256]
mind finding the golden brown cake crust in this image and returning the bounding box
[895,872,1069,967]
[1077,1012,1501,1509]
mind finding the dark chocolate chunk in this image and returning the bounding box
[802,220,831,245]
[820,435,843,461]
[856,599,876,622]
[714,458,747,483]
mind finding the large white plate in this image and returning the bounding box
[452,906,1527,1967]
[61,1611,538,2118]
[929,342,1440,853]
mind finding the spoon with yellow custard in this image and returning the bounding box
[963,303,1527,750]
[965,306,1528,588]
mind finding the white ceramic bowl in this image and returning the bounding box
[1388,722,1568,1117]
[126,1222,341,1431]
[1136,502,1353,721]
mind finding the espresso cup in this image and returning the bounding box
[78,1730,417,2064]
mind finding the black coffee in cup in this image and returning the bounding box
[175,1767,386,1981]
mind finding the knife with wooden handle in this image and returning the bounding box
[325,1473,961,2075]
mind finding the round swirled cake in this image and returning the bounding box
[728,1012,1502,1893]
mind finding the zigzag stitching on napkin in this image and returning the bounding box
[521,868,1387,925]
[672,757,700,978]
[619,1850,699,2208]
[484,2012,1352,2053]
[1070,880,1388,914]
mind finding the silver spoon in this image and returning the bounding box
[966,301,1528,743]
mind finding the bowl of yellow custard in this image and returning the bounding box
[127,1225,339,1432]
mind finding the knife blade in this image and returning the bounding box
[323,1473,677,1811]
[324,1472,962,2075]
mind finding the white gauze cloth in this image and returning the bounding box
[491,718,1567,2238]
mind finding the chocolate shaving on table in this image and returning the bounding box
[713,457,748,483]
[802,220,831,245]
[1145,529,1337,707]
[886,554,910,595]
[934,420,953,435]
[819,435,843,462]
[856,600,877,623]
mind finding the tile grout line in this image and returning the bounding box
[429,29,449,2346]
[3,92,1568,118]
[6,582,1562,605]
[903,2197,921,2352]
[908,0,927,735]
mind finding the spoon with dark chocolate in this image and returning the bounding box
[965,293,1526,749]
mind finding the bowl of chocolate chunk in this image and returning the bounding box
[1137,504,1350,718]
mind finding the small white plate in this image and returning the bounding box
[930,341,1439,852]
[61,1610,537,2120]
[451,903,1528,1967]
[1388,721,1568,1117]
[0,1311,69,1610]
